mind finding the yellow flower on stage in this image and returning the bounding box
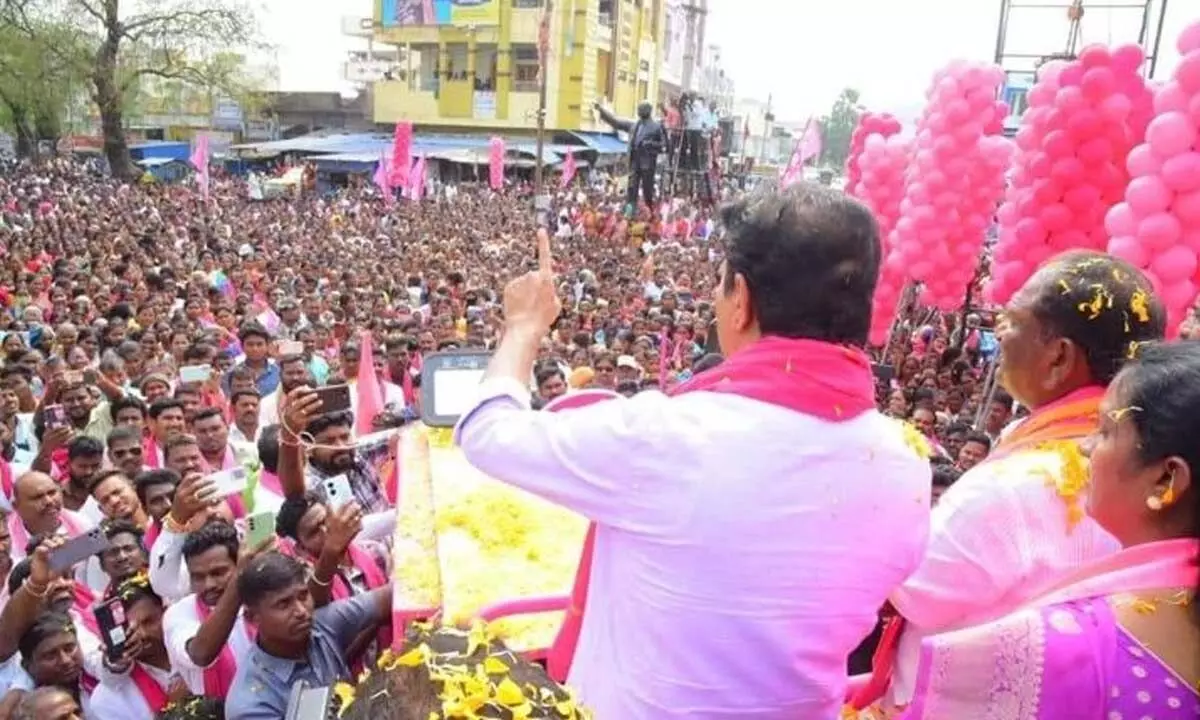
[1036,439,1090,532]
[895,419,932,460]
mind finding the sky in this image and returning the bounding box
[258,0,1199,122]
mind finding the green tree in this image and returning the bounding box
[818,87,862,172]
[4,0,260,179]
[0,23,84,159]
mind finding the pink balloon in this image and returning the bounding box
[1040,203,1075,232]
[1173,188,1200,224]
[1151,245,1199,284]
[1184,229,1200,253]
[1153,82,1190,114]
[1080,66,1117,101]
[1108,235,1149,267]
[1126,143,1163,177]
[1161,152,1200,193]
[1179,20,1200,55]
[1138,212,1184,250]
[1161,280,1197,314]
[1175,51,1200,94]
[1098,93,1132,122]
[1146,112,1197,157]
[1063,184,1102,213]
[1126,175,1174,214]
[1111,44,1146,74]
[1105,202,1138,237]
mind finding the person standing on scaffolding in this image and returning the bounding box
[595,99,667,216]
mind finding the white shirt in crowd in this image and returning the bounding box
[163,592,256,694]
[88,661,172,720]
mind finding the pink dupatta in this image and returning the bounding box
[904,539,1199,720]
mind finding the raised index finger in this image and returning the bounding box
[536,227,552,275]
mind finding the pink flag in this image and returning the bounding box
[189,135,210,199]
[561,152,577,188]
[373,152,394,205]
[390,122,413,188]
[408,156,427,201]
[355,332,385,437]
[780,118,823,187]
[488,136,505,190]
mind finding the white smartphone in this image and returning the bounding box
[322,474,353,510]
[278,340,304,356]
[179,365,212,384]
[205,467,248,500]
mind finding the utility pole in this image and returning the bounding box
[680,0,699,92]
[757,93,772,164]
[534,0,553,194]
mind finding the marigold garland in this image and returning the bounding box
[336,621,591,720]
[1035,439,1090,531]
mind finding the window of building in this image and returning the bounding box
[513,0,543,6]
[598,0,613,25]
[512,44,540,91]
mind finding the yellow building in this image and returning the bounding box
[371,0,665,134]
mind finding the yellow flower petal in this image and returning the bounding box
[482,656,509,675]
[494,677,526,706]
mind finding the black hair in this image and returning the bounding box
[17,612,77,668]
[719,183,879,346]
[1110,340,1200,622]
[114,572,162,609]
[257,425,280,474]
[106,424,143,448]
[148,398,185,420]
[230,389,261,407]
[7,557,31,595]
[692,353,724,374]
[134,469,180,507]
[0,365,33,383]
[89,468,130,494]
[238,322,271,343]
[277,354,305,369]
[182,343,217,363]
[163,433,199,461]
[109,395,147,423]
[943,422,971,438]
[1029,251,1166,385]
[962,431,993,452]
[103,517,146,546]
[190,406,224,425]
[931,458,962,489]
[181,520,239,564]
[307,410,353,437]
[275,491,321,541]
[534,365,564,388]
[237,552,307,607]
[65,434,104,461]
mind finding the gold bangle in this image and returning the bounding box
[24,579,49,598]
[164,515,187,534]
[311,573,332,588]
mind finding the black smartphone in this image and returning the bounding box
[313,384,352,415]
[871,363,896,384]
[48,528,110,573]
[93,596,128,662]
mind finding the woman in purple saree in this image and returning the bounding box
[903,341,1200,720]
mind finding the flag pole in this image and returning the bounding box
[534,0,554,195]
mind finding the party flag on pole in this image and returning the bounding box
[561,152,577,188]
[780,118,823,188]
[488,136,505,190]
[408,156,427,201]
[373,152,394,205]
[355,332,385,437]
[389,122,413,188]
[189,135,210,199]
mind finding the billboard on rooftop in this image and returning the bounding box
[379,0,500,28]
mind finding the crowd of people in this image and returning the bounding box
[0,154,1195,720]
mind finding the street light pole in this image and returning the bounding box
[533,0,554,194]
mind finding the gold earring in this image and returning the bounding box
[1147,475,1177,511]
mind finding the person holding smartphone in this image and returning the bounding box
[162,522,273,696]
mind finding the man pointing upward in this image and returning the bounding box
[455,185,932,719]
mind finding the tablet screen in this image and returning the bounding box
[432,368,486,418]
